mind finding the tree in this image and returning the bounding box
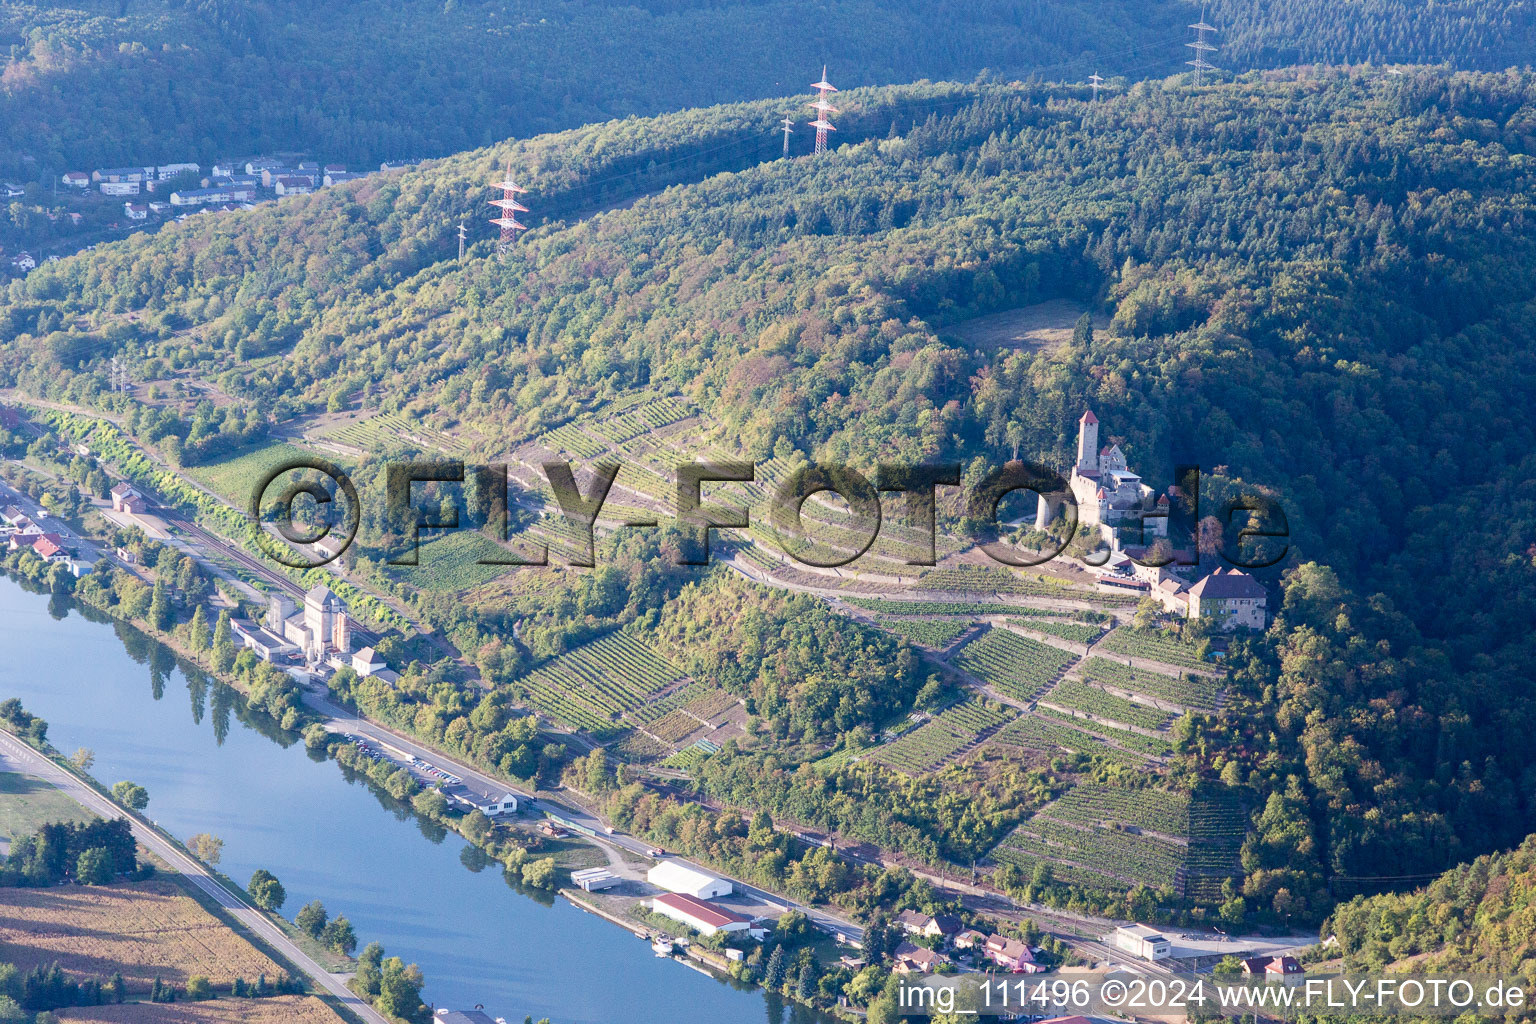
[185,976,213,1000]
[147,580,172,630]
[763,944,787,990]
[248,869,286,912]
[76,846,114,884]
[376,957,427,1021]
[796,960,817,1001]
[520,857,557,889]
[187,605,211,662]
[188,832,223,865]
[322,916,358,956]
[460,809,492,845]
[296,900,328,938]
[111,780,148,810]
[69,747,94,772]
[211,609,236,673]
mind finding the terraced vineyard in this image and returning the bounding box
[515,631,687,738]
[846,598,1044,616]
[538,423,609,459]
[661,738,719,771]
[918,565,1079,597]
[1183,787,1250,900]
[991,714,1148,766]
[1042,680,1171,731]
[1079,657,1221,710]
[990,787,1191,890]
[587,396,693,443]
[882,618,972,648]
[1008,618,1104,645]
[953,628,1075,702]
[324,411,470,454]
[1035,711,1174,756]
[1099,628,1212,669]
[871,699,1016,775]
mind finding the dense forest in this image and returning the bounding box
[7,66,1536,928]
[0,0,1186,178]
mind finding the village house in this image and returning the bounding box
[892,941,947,974]
[984,934,1042,972]
[953,928,988,950]
[1187,567,1268,629]
[92,166,148,184]
[98,181,140,196]
[895,909,961,939]
[10,252,36,272]
[274,175,314,196]
[110,483,147,514]
[155,162,200,180]
[124,203,148,221]
[1242,955,1303,976]
[61,171,89,188]
[442,785,517,817]
[650,892,751,937]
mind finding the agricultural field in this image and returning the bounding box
[990,714,1149,767]
[844,598,1031,616]
[515,631,688,738]
[394,530,517,592]
[537,423,609,459]
[953,628,1075,702]
[1184,788,1250,898]
[184,441,314,505]
[1079,657,1221,710]
[871,700,1016,775]
[661,738,719,771]
[587,396,694,443]
[1035,710,1174,756]
[990,792,1189,890]
[0,771,95,839]
[59,996,347,1024]
[1046,784,1191,835]
[1007,618,1104,645]
[322,411,470,455]
[918,565,1079,597]
[1042,680,1171,731]
[880,618,972,648]
[1099,628,1213,669]
[0,880,285,990]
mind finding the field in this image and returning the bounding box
[322,411,470,455]
[1007,618,1104,645]
[989,784,1192,891]
[59,996,347,1023]
[943,298,1085,352]
[871,700,1015,775]
[953,628,1075,702]
[1042,680,1171,731]
[0,771,95,840]
[1079,657,1220,710]
[0,880,285,990]
[184,442,314,505]
[516,631,688,737]
[880,618,971,648]
[1099,628,1212,669]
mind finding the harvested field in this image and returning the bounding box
[0,880,283,990]
[942,298,1085,352]
[58,994,346,1023]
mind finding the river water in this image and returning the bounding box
[0,576,830,1024]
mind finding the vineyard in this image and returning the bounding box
[537,423,609,459]
[953,628,1075,702]
[1079,657,1221,710]
[881,618,972,648]
[989,786,1192,890]
[1042,680,1171,731]
[990,714,1148,767]
[587,396,693,443]
[918,565,1078,597]
[871,699,1016,775]
[1034,710,1174,756]
[661,738,719,771]
[846,598,1048,616]
[515,631,687,738]
[1183,787,1250,900]
[1099,628,1212,669]
[323,411,470,455]
[1007,618,1104,645]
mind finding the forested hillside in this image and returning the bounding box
[0,0,1183,177]
[6,68,1536,925]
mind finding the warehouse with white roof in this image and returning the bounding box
[646,860,733,899]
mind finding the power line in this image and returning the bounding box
[807,65,839,156]
[488,160,530,259]
[1089,72,1105,102]
[781,116,795,157]
[1186,4,1220,85]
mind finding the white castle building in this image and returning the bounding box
[1036,409,1169,552]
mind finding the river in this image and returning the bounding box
[0,575,832,1024]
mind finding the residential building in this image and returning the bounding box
[442,786,517,817]
[350,645,387,676]
[274,175,314,196]
[148,202,171,215]
[651,892,750,937]
[1242,955,1303,976]
[984,934,1040,972]
[124,203,148,221]
[156,162,200,180]
[245,158,283,175]
[61,172,89,188]
[169,185,254,206]
[99,181,140,196]
[892,941,947,974]
[93,167,148,184]
[10,252,36,272]
[211,162,236,178]
[0,505,26,526]
[647,861,732,899]
[324,170,367,186]
[433,1011,507,1024]
[109,483,147,514]
[1111,924,1171,961]
[954,929,987,950]
[1187,567,1267,629]
[895,910,961,939]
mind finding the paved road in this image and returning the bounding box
[308,690,866,944]
[0,731,392,1024]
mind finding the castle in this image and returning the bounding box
[1035,410,1169,553]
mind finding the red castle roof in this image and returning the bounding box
[1080,410,1098,424]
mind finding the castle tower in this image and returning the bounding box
[1076,410,1100,475]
